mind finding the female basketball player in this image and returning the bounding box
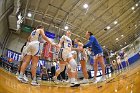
[16,41,29,82]
[17,25,56,86]
[124,52,129,69]
[73,38,89,84]
[111,60,118,73]
[82,31,106,83]
[53,31,80,87]
[116,53,123,72]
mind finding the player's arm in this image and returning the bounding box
[72,47,79,50]
[27,35,31,42]
[83,36,95,48]
[58,35,65,48]
[40,29,55,46]
[72,42,83,50]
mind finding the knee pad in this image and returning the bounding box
[69,59,77,72]
[71,51,77,59]
[67,52,73,59]
[71,51,77,55]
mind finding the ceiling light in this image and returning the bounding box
[103,46,106,48]
[83,4,88,9]
[114,21,118,24]
[106,26,111,30]
[120,45,122,47]
[125,42,127,44]
[27,12,32,17]
[116,38,119,41]
[64,26,69,30]
[121,35,124,37]
[130,90,133,93]
[131,7,135,10]
[115,89,117,92]
[136,3,138,7]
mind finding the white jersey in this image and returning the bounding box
[58,35,72,61]
[116,55,121,63]
[124,53,128,61]
[30,30,41,42]
[116,56,120,60]
[25,29,42,56]
[60,35,72,51]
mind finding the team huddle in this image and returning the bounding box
[16,25,106,87]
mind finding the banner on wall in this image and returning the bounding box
[43,31,56,60]
[7,50,21,61]
[43,42,53,60]
[45,31,55,39]
[7,49,45,67]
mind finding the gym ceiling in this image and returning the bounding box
[22,0,140,51]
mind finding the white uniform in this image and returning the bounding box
[59,35,73,61]
[26,30,41,56]
[116,55,121,64]
[124,53,128,62]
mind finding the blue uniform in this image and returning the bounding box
[83,35,103,55]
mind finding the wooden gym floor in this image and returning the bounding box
[0,60,140,93]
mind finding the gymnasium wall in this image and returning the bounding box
[0,0,14,55]
[6,32,30,53]
[124,36,140,58]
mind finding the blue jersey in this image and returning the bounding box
[83,35,103,55]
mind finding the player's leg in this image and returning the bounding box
[93,56,98,83]
[66,63,72,83]
[16,60,23,75]
[98,55,106,82]
[67,57,80,87]
[31,56,40,86]
[53,62,66,81]
[80,60,89,83]
[17,55,31,83]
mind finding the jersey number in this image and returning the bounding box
[68,43,71,47]
[32,31,36,36]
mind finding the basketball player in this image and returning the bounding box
[82,31,106,83]
[124,52,129,69]
[53,31,80,87]
[17,25,56,86]
[111,60,118,73]
[73,38,89,84]
[116,53,123,72]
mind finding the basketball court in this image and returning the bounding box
[0,0,140,93]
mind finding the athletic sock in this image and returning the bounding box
[19,72,24,78]
[71,78,76,83]
[33,76,37,81]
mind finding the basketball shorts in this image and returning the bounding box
[58,49,73,61]
[90,52,103,60]
[26,41,41,56]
